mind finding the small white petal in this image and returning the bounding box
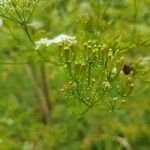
[35,34,77,49]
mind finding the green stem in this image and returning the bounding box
[67,63,89,107]
[22,22,51,124]
[23,23,34,44]
[26,65,51,124]
[40,63,52,114]
[88,63,91,87]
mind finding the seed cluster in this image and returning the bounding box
[59,40,135,113]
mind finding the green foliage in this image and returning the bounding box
[59,41,134,113]
[0,0,149,149]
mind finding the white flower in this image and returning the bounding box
[52,34,76,44]
[35,34,77,49]
[35,38,52,47]
[0,18,3,28]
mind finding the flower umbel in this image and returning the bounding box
[35,34,77,49]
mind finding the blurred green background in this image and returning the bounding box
[0,0,149,149]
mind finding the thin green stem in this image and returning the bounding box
[21,19,51,124]
[40,63,52,112]
[88,63,91,87]
[0,14,20,23]
[25,65,51,124]
[67,63,90,107]
[23,23,34,44]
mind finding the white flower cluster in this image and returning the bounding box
[35,34,77,49]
